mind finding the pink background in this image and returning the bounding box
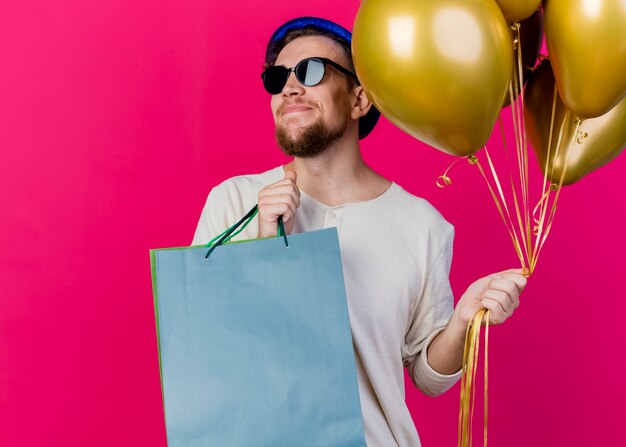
[1,1,625,446]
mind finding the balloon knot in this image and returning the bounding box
[576,130,588,144]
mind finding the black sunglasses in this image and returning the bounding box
[261,57,359,95]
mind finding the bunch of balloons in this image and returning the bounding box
[353,0,625,181]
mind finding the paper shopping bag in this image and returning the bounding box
[150,227,366,447]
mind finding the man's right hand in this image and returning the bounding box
[257,169,301,238]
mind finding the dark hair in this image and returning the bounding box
[264,27,358,88]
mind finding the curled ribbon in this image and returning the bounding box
[436,155,470,188]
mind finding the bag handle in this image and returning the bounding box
[204,204,288,259]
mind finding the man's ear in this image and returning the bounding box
[351,85,373,120]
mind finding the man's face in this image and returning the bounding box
[271,35,356,157]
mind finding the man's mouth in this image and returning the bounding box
[282,104,314,115]
[283,107,311,115]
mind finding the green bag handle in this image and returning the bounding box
[204,204,288,259]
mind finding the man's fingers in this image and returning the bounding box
[498,269,528,291]
[256,170,300,238]
[258,195,298,217]
[501,268,525,274]
[480,298,508,324]
[488,278,521,308]
[261,176,301,202]
[264,180,299,193]
[284,169,297,182]
[259,197,299,217]
[491,269,526,289]
[482,289,515,313]
[259,185,301,206]
[508,273,528,293]
[260,203,296,222]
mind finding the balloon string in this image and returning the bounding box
[498,117,530,267]
[483,146,527,265]
[511,22,534,266]
[484,316,489,447]
[470,319,479,447]
[484,148,514,226]
[532,183,558,235]
[509,68,523,188]
[531,83,559,267]
[458,309,490,447]
[472,153,527,271]
[516,26,533,264]
[541,82,559,223]
[529,106,570,270]
[531,119,581,270]
[508,54,531,269]
[509,23,527,230]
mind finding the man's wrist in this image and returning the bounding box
[447,311,469,341]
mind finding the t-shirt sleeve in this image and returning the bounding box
[402,225,462,396]
[191,183,236,246]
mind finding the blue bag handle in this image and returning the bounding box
[204,204,288,259]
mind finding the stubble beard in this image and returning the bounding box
[275,115,348,158]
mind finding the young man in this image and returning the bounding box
[192,17,526,447]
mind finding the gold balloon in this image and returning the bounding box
[524,60,626,185]
[495,0,541,22]
[544,0,626,118]
[352,0,512,156]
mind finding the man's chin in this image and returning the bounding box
[275,119,347,158]
[278,119,311,134]
[276,124,308,145]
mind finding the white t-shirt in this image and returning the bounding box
[192,165,462,447]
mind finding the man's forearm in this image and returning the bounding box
[426,314,467,375]
[427,269,527,375]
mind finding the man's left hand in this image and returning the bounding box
[449,269,528,332]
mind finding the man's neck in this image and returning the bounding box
[282,138,391,207]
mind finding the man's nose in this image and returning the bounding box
[282,71,305,96]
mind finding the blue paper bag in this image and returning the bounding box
[150,227,366,447]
